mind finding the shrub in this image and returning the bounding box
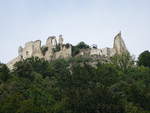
[41,46,48,55]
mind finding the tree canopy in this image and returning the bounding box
[138,50,150,68]
[0,51,150,113]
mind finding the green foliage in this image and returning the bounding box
[96,63,120,87]
[41,46,48,56]
[0,63,10,82]
[13,60,34,80]
[0,50,150,113]
[76,41,90,49]
[111,53,135,73]
[138,50,150,68]
[53,44,61,53]
[72,41,90,56]
[13,57,51,78]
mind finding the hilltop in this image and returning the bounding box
[7,32,128,69]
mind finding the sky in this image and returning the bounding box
[0,0,150,63]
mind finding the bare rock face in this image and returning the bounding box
[113,32,128,54]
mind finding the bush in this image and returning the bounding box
[53,44,61,53]
[41,46,48,55]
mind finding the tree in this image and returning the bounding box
[138,50,150,68]
[13,57,51,78]
[110,53,135,73]
[13,60,34,80]
[76,41,90,49]
[72,41,90,56]
[96,63,120,87]
[0,63,10,82]
[0,56,150,113]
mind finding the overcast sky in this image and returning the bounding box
[0,0,150,63]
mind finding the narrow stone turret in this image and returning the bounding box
[18,46,23,57]
[58,35,64,45]
[113,32,128,54]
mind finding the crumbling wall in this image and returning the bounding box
[32,40,43,58]
[90,49,102,56]
[55,45,72,59]
[7,56,22,70]
[22,41,34,59]
[20,40,43,59]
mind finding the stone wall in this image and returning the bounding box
[19,40,43,59]
[55,45,72,59]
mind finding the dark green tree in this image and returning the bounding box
[13,60,34,80]
[0,56,149,113]
[111,53,135,73]
[138,50,150,68]
[0,63,10,82]
[72,41,90,56]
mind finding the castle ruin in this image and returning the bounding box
[7,32,128,69]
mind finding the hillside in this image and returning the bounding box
[0,51,150,113]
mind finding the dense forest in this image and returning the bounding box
[0,50,150,113]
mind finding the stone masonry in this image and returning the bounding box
[7,32,128,69]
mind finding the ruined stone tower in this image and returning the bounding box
[113,32,128,54]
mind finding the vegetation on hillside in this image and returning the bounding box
[0,51,150,113]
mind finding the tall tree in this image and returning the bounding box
[138,50,150,68]
[0,63,10,82]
